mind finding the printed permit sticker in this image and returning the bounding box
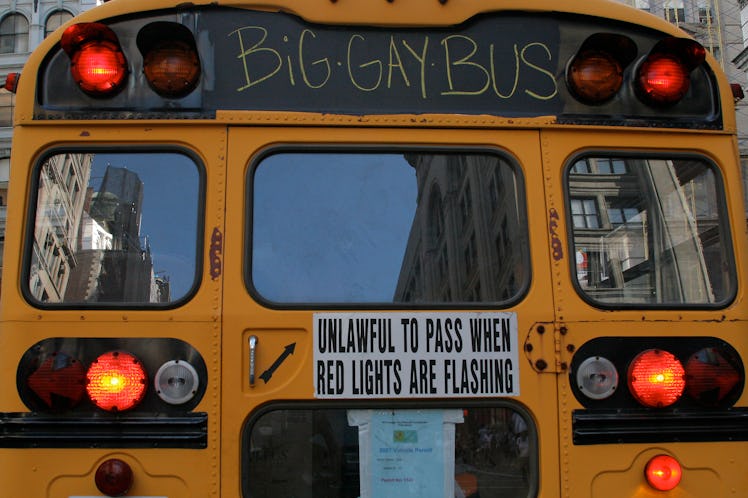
[314,312,520,399]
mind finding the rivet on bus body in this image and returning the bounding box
[537,325,545,334]
[535,359,548,371]
[525,344,534,352]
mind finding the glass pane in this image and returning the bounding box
[28,152,200,305]
[251,151,528,304]
[243,406,533,498]
[570,156,734,305]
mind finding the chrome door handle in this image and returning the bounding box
[249,335,258,387]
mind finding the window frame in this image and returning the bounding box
[564,150,737,310]
[245,145,532,310]
[22,146,206,310]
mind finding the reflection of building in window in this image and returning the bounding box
[395,154,526,303]
[32,160,170,304]
[570,198,600,229]
[29,153,93,302]
[69,165,158,302]
[569,157,729,304]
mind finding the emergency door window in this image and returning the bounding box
[568,156,735,306]
[243,406,534,498]
[250,150,529,305]
[27,151,200,305]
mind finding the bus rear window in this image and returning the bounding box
[250,151,529,305]
[243,405,534,498]
[568,155,735,306]
[27,151,201,306]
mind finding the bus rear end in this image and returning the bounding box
[0,0,746,497]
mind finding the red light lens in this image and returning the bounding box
[637,53,690,106]
[568,50,623,104]
[95,458,133,496]
[86,351,147,412]
[645,454,682,491]
[71,41,127,95]
[62,23,127,96]
[26,352,86,411]
[628,349,685,407]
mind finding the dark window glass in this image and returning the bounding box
[250,151,529,304]
[243,406,534,498]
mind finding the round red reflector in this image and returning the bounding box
[70,40,127,95]
[26,352,86,411]
[645,454,682,491]
[95,458,133,497]
[86,351,147,412]
[143,40,200,98]
[568,50,624,104]
[628,349,685,407]
[637,53,690,106]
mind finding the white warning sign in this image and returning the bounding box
[314,312,520,398]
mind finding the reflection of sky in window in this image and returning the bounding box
[90,153,199,300]
[253,153,417,302]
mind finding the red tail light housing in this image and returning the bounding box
[61,23,128,97]
[86,351,147,412]
[636,38,706,106]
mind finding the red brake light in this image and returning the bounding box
[628,349,685,407]
[645,454,682,491]
[61,23,127,96]
[86,351,147,412]
[637,54,689,105]
[636,38,706,107]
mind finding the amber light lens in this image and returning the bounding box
[645,454,682,491]
[143,40,200,98]
[637,53,690,106]
[568,50,624,104]
[62,23,128,96]
[86,351,147,412]
[628,349,685,407]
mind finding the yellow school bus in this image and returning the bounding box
[0,0,746,496]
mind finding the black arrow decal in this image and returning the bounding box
[260,343,296,383]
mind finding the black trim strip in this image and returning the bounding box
[0,413,208,448]
[572,408,748,445]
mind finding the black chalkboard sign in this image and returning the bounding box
[207,10,563,115]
